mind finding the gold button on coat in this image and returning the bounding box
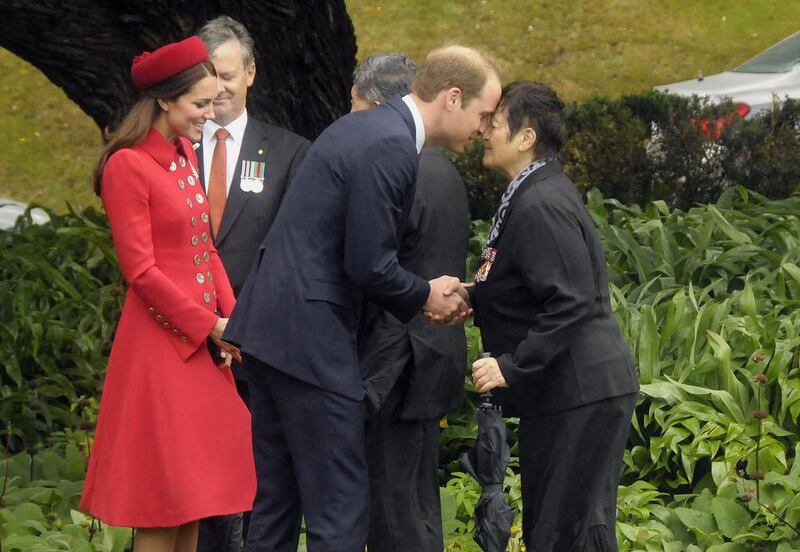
[203,292,211,304]
[193,254,201,266]
[186,198,193,208]
[196,273,205,284]
[191,235,199,246]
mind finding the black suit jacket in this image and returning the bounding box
[471,161,639,417]
[358,146,469,421]
[224,97,431,400]
[198,116,310,295]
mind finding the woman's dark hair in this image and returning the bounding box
[499,81,565,160]
[92,59,216,196]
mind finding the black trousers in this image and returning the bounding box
[365,380,443,552]
[197,377,251,552]
[244,356,369,552]
[519,392,637,552]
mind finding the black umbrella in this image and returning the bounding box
[460,390,514,552]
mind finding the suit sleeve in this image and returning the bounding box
[496,197,596,386]
[342,137,430,323]
[101,150,218,360]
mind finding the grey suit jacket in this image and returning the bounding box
[198,116,310,296]
[358,146,469,421]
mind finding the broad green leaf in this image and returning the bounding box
[673,507,716,533]
[710,497,751,539]
[707,206,751,244]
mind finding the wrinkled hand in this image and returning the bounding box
[423,276,471,325]
[471,356,508,393]
[211,317,242,364]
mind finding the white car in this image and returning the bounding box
[655,31,800,118]
[0,198,50,230]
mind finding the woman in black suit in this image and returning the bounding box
[467,81,639,551]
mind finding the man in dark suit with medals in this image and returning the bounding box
[195,16,310,552]
[350,53,470,552]
[224,46,501,552]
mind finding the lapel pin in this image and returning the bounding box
[257,148,264,155]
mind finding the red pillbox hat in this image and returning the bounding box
[131,36,209,90]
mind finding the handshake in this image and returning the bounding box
[422,275,473,325]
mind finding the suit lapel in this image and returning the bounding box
[215,119,269,245]
[493,160,564,246]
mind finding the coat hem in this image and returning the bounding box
[79,502,254,529]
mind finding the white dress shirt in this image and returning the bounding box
[401,95,426,154]
[202,110,248,195]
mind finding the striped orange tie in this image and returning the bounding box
[208,127,230,238]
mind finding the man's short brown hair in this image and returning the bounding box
[412,45,500,106]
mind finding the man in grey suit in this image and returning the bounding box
[351,53,470,552]
[195,16,310,552]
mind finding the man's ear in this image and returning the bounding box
[444,87,462,111]
[246,63,256,88]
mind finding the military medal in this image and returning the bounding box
[240,160,266,193]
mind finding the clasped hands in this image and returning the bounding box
[211,317,242,368]
[423,275,473,325]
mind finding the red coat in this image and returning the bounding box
[80,127,256,528]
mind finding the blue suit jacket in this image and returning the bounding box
[224,97,431,399]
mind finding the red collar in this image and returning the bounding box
[139,127,190,170]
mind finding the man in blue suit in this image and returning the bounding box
[224,45,501,552]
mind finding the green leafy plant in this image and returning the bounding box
[0,206,122,451]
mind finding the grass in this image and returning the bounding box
[1,0,800,211]
[0,49,102,211]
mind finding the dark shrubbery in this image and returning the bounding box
[0,207,123,452]
[453,92,800,217]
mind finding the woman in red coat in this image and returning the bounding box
[80,37,256,552]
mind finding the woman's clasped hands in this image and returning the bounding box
[210,317,243,367]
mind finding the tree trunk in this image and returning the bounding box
[0,0,356,139]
